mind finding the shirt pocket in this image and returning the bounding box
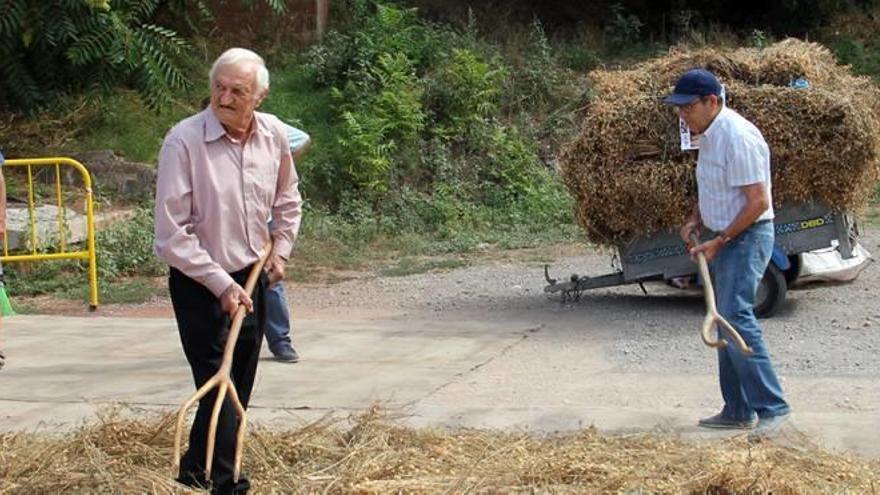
[252,161,278,211]
[696,156,727,193]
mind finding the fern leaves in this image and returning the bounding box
[0,0,191,112]
[0,0,291,113]
[131,24,188,108]
[0,1,26,38]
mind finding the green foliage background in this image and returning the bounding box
[1,0,879,301]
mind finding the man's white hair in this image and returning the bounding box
[209,47,270,94]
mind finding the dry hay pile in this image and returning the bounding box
[2,407,879,494]
[561,39,880,246]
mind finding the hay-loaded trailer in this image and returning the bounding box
[544,203,858,318]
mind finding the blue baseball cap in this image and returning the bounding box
[663,68,722,105]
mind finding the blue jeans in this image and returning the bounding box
[709,221,790,421]
[264,282,293,352]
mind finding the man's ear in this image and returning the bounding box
[256,90,268,108]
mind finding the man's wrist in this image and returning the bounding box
[717,231,732,245]
[220,282,234,297]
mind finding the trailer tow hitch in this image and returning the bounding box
[545,264,645,303]
[544,265,584,302]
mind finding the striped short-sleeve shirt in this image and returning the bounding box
[696,107,774,232]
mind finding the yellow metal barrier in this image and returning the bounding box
[2,157,99,310]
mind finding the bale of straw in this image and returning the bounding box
[727,82,880,208]
[561,39,880,246]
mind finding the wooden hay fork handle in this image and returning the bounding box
[689,234,753,356]
[173,242,272,483]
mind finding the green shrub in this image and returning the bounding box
[604,3,643,50]
[750,29,770,50]
[505,18,563,110]
[3,259,83,297]
[3,204,161,298]
[305,1,462,194]
[558,44,601,72]
[96,205,164,280]
[306,1,440,87]
[296,0,582,228]
[335,52,426,191]
[479,125,541,201]
[830,37,880,81]
[425,48,506,139]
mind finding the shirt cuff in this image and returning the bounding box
[203,270,236,298]
[271,237,293,261]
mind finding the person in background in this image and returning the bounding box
[265,124,310,363]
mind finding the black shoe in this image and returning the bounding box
[176,471,210,491]
[272,345,300,363]
[216,475,251,495]
[698,412,758,430]
[178,471,250,495]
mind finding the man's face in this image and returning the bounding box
[210,63,266,130]
[674,95,718,134]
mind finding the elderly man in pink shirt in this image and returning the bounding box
[154,47,301,494]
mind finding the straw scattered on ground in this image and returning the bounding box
[1,406,878,494]
[561,39,880,245]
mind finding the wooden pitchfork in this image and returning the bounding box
[173,242,272,483]
[689,234,753,356]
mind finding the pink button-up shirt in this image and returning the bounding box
[154,108,302,297]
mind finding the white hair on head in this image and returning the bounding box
[209,47,270,94]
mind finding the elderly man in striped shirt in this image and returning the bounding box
[665,69,790,432]
[155,47,302,494]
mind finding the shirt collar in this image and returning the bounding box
[203,108,274,143]
[203,108,227,143]
[702,106,729,139]
[252,112,275,139]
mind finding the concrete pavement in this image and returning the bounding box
[0,314,877,459]
[0,315,529,428]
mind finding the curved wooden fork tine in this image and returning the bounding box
[716,315,753,355]
[701,314,727,348]
[174,375,221,472]
[226,380,248,482]
[205,381,230,478]
[172,242,273,484]
[690,233,753,356]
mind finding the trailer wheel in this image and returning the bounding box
[755,263,787,319]
[783,254,801,286]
